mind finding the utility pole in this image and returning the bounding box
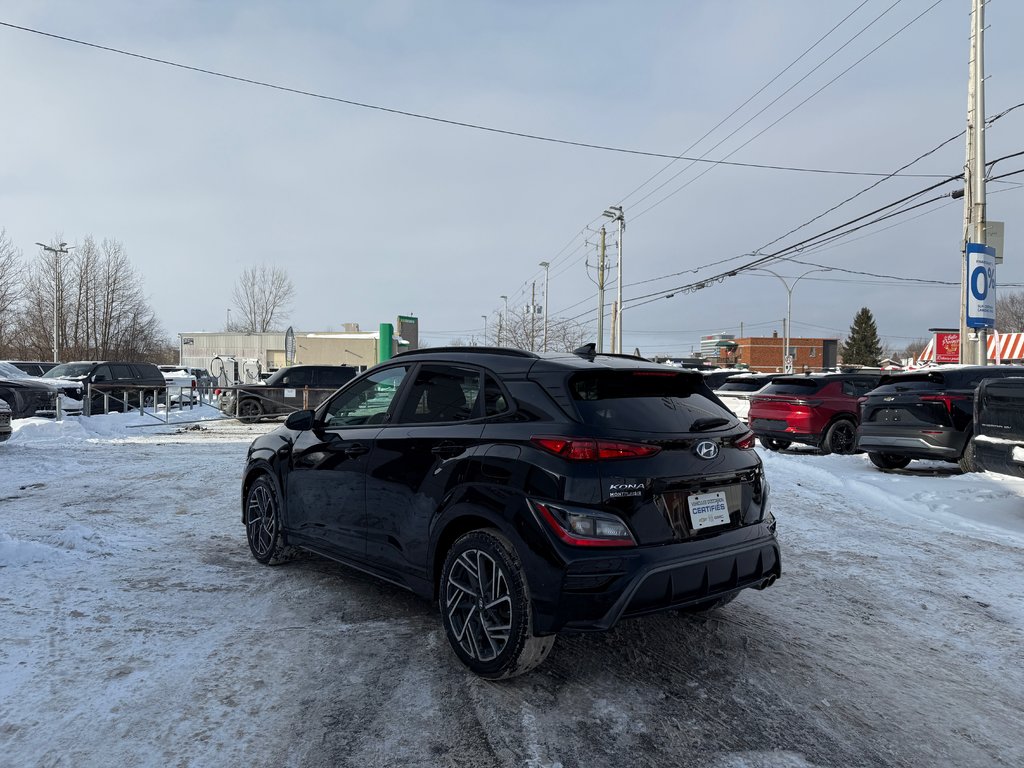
[539,261,550,352]
[597,227,607,353]
[35,241,71,363]
[960,0,989,365]
[530,282,537,351]
[603,206,624,354]
[481,315,487,346]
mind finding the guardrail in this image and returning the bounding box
[81,383,208,422]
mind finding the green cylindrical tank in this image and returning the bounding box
[378,323,394,363]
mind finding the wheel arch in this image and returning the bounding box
[429,504,516,601]
[240,459,284,525]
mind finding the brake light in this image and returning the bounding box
[531,436,661,460]
[532,502,636,547]
[731,430,756,449]
[920,394,970,413]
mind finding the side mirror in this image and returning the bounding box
[284,409,315,431]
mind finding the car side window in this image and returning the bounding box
[483,375,509,417]
[317,368,354,389]
[323,366,408,428]
[111,364,134,381]
[93,365,112,383]
[279,368,312,387]
[395,365,482,424]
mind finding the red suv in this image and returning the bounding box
[748,372,881,454]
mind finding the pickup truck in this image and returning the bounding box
[161,369,198,405]
[972,376,1024,480]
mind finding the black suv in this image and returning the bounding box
[43,361,166,413]
[240,346,780,678]
[856,365,1024,471]
[972,376,1024,480]
[219,364,358,421]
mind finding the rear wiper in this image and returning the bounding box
[691,416,731,432]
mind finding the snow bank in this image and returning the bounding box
[6,404,227,445]
[0,531,67,567]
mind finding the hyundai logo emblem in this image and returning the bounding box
[695,440,719,460]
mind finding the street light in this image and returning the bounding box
[749,266,831,372]
[602,206,624,353]
[481,315,488,345]
[499,295,508,346]
[539,261,550,352]
[35,241,71,363]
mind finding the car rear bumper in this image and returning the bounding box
[974,436,1024,480]
[535,520,781,634]
[856,425,965,459]
[751,426,820,447]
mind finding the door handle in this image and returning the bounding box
[344,443,370,458]
[430,442,462,459]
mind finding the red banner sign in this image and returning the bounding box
[934,332,960,363]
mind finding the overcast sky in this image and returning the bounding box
[1,0,1022,356]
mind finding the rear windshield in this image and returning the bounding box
[717,378,771,393]
[759,378,827,396]
[569,371,734,433]
[44,363,94,378]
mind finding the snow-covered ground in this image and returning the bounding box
[2,410,1023,768]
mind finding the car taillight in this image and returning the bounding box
[532,501,636,547]
[731,430,756,449]
[530,436,661,460]
[920,394,970,413]
[214,388,221,396]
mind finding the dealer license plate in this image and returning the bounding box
[687,491,730,530]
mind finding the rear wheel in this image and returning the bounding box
[822,419,857,455]
[868,452,911,470]
[238,398,264,423]
[760,437,791,452]
[958,440,979,473]
[439,530,554,679]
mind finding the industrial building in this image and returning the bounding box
[176,316,418,376]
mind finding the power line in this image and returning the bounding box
[0,19,952,179]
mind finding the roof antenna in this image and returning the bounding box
[573,343,597,361]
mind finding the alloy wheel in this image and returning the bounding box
[444,548,513,662]
[246,482,277,559]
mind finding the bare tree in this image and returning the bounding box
[231,264,296,333]
[0,229,22,356]
[996,290,1024,332]
[14,236,167,360]
[488,306,585,352]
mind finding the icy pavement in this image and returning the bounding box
[1,415,1023,767]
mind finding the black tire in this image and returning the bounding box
[238,398,264,423]
[760,437,791,452]
[869,452,911,470]
[244,475,295,565]
[958,440,979,473]
[822,419,857,455]
[439,529,554,679]
[679,591,739,615]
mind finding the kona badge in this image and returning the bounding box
[694,440,719,460]
[607,481,647,498]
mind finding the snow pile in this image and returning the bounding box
[44,523,108,554]
[6,404,226,445]
[0,531,67,567]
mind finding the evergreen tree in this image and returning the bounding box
[841,307,883,366]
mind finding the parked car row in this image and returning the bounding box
[0,361,84,419]
[710,364,1024,479]
[0,398,11,442]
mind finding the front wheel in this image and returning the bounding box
[760,437,791,452]
[244,475,295,565]
[822,419,857,455]
[869,452,911,470]
[440,530,554,679]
